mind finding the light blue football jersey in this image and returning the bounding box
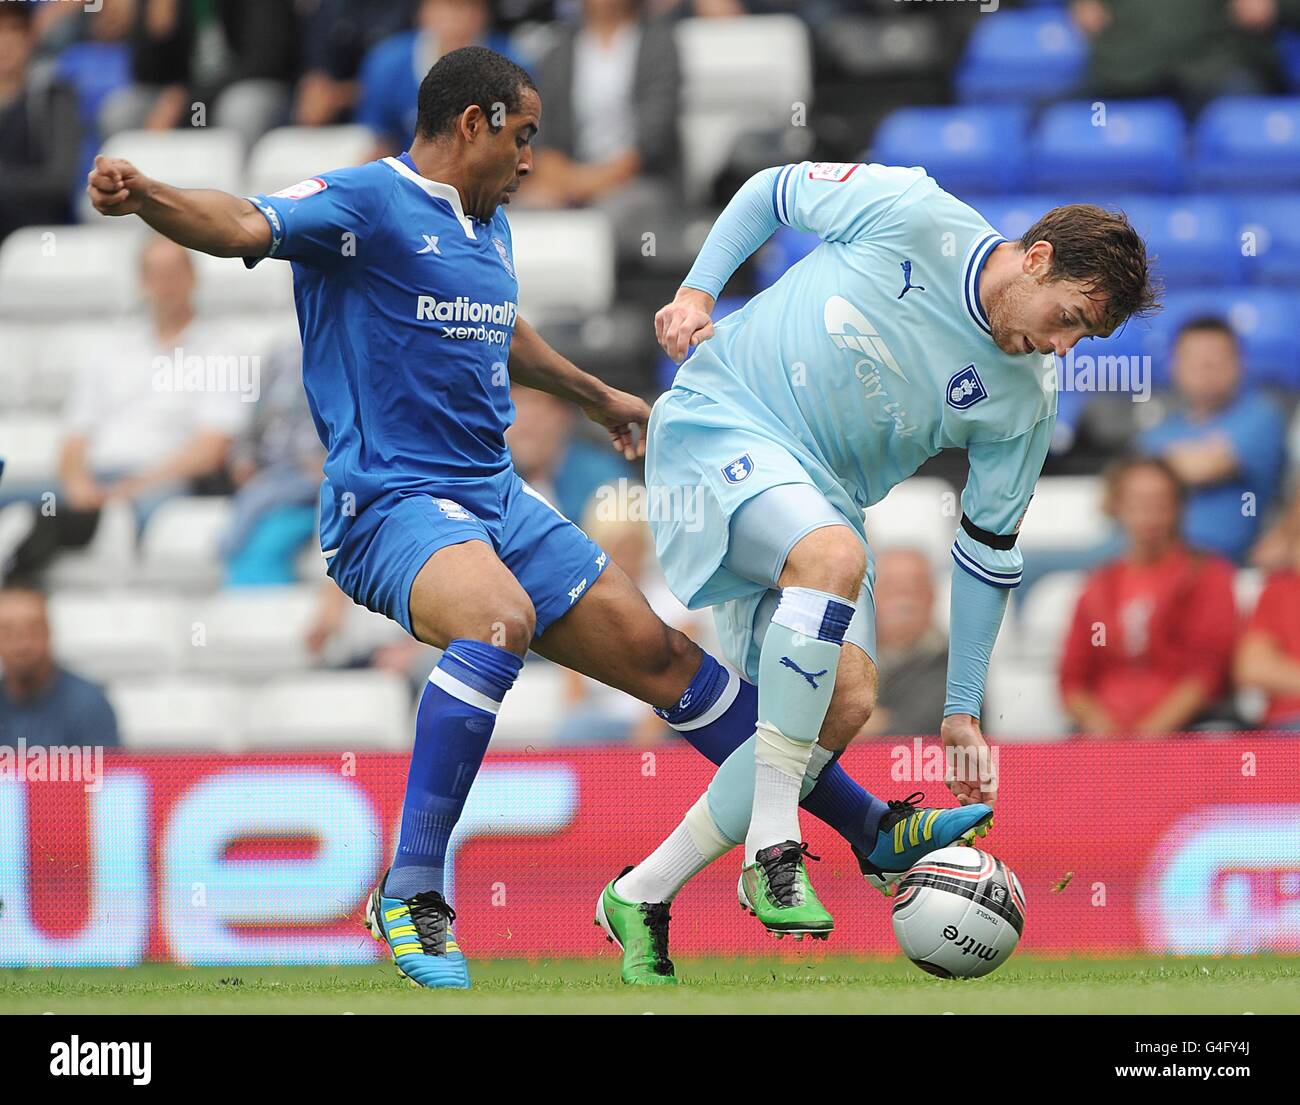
[656,161,1057,609]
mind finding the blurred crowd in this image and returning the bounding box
[4,0,1300,748]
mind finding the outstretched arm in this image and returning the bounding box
[87,155,271,259]
[508,317,651,461]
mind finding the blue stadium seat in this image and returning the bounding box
[1193,97,1300,189]
[754,226,820,290]
[975,195,1068,241]
[1030,100,1187,192]
[1112,195,1242,288]
[955,10,1087,104]
[1142,288,1300,390]
[1233,195,1300,284]
[1280,32,1300,92]
[870,106,1030,194]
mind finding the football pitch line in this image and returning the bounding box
[1,957,1295,1015]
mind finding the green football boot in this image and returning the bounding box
[594,869,678,986]
[738,840,833,939]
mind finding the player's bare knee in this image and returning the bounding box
[487,603,536,654]
[780,525,865,599]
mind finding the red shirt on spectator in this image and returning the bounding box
[1059,546,1238,729]
[1244,570,1300,726]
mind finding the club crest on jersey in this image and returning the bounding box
[270,177,327,200]
[491,237,515,278]
[722,454,754,484]
[946,364,988,410]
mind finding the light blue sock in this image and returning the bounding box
[706,586,856,845]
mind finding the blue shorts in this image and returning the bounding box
[325,474,609,639]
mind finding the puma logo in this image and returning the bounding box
[898,259,925,299]
[780,656,828,689]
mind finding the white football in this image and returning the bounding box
[890,846,1026,978]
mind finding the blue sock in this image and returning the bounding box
[654,651,756,763]
[659,651,888,853]
[803,752,889,855]
[386,639,523,902]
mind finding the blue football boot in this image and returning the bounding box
[853,792,993,896]
[364,869,470,989]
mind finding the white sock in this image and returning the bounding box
[745,722,815,864]
[614,795,735,904]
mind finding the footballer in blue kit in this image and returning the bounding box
[87,46,1028,989]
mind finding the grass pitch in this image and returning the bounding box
[1,956,1295,1014]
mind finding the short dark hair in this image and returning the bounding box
[1102,453,1186,517]
[415,45,537,141]
[1175,314,1238,348]
[1019,204,1161,333]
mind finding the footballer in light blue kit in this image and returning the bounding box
[607,160,1158,947]
[89,48,1020,990]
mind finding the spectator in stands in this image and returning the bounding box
[219,337,325,586]
[520,0,681,253]
[1235,519,1300,731]
[1070,0,1300,109]
[4,236,250,583]
[1060,456,1239,736]
[1139,317,1286,564]
[505,384,632,523]
[0,3,82,242]
[358,0,513,160]
[857,548,948,739]
[294,0,417,127]
[0,585,118,748]
[99,0,298,149]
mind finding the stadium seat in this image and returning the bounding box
[1017,476,1106,554]
[42,500,137,591]
[187,585,321,675]
[974,194,1066,242]
[109,677,248,752]
[47,591,184,680]
[1115,195,1243,288]
[870,106,1030,195]
[1030,100,1187,192]
[863,477,960,574]
[244,124,374,198]
[191,249,294,314]
[984,659,1071,739]
[0,414,61,490]
[1233,195,1300,285]
[754,226,820,290]
[1193,97,1300,190]
[1014,570,1085,661]
[493,660,567,747]
[137,497,234,589]
[955,9,1086,104]
[508,210,615,321]
[81,128,245,222]
[244,670,411,748]
[1143,288,1300,390]
[0,225,141,319]
[676,15,812,203]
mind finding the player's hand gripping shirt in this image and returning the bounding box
[244,152,520,557]
[671,162,1058,602]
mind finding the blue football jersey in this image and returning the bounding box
[245,152,520,555]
